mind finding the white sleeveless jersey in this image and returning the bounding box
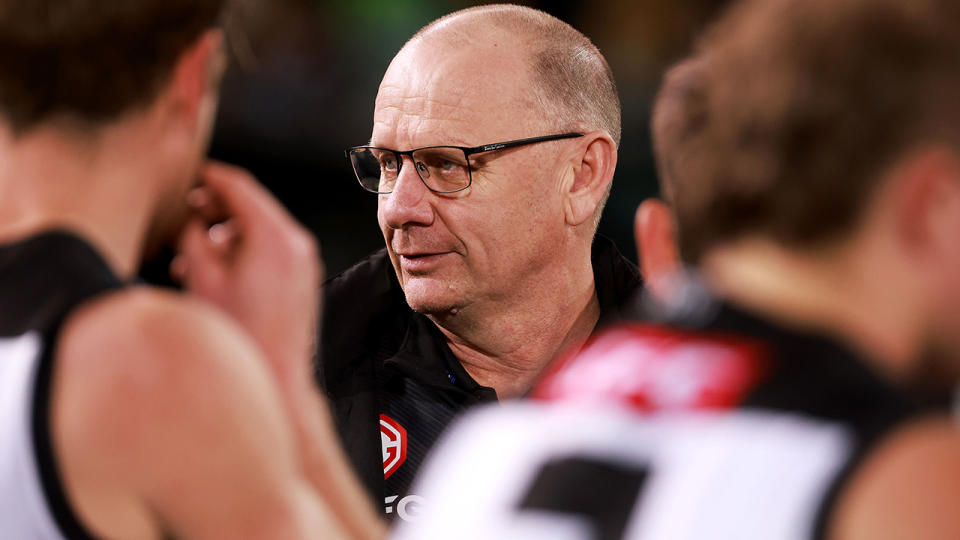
[392,404,851,540]
[0,231,123,539]
[0,333,69,540]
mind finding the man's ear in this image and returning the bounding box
[161,29,225,132]
[891,146,960,257]
[563,131,618,226]
[635,198,683,301]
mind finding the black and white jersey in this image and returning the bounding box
[0,231,122,539]
[393,293,919,540]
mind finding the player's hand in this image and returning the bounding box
[173,161,322,387]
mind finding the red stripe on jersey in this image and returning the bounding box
[532,324,769,413]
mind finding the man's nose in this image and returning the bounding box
[380,156,434,229]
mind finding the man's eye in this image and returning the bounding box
[382,156,398,171]
[440,159,458,172]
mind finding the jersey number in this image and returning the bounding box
[517,457,649,540]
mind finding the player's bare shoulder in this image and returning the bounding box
[58,285,253,368]
[52,285,278,444]
[830,418,960,540]
[50,286,287,539]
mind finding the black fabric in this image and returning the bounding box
[518,457,650,540]
[1,230,124,540]
[319,236,642,513]
[0,231,121,338]
[645,292,941,540]
[675,303,914,445]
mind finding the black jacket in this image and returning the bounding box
[318,237,642,519]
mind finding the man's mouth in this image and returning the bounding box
[398,251,442,258]
[397,251,451,272]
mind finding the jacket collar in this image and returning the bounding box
[383,235,643,395]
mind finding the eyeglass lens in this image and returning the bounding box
[350,147,471,193]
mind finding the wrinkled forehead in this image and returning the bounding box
[372,37,541,149]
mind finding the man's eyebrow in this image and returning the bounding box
[368,136,476,151]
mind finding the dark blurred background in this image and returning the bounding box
[205,0,730,277]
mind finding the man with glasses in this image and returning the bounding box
[393,0,960,537]
[324,4,642,520]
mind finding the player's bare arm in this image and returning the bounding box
[52,288,348,539]
[175,162,387,540]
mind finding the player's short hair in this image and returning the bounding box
[0,0,226,134]
[672,0,960,259]
[411,4,621,148]
[650,57,711,262]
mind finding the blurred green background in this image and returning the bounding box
[205,0,729,277]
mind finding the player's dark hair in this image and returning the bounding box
[674,0,960,260]
[650,57,710,262]
[0,0,226,134]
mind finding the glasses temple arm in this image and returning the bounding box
[463,132,585,155]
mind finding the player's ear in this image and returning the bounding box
[162,29,226,132]
[635,198,682,302]
[562,131,617,227]
[892,146,960,259]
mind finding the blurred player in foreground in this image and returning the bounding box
[0,1,380,538]
[392,0,960,538]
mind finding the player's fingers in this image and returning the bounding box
[186,186,229,226]
[199,160,322,279]
[199,161,297,233]
[176,217,229,298]
[170,255,188,284]
[207,220,239,250]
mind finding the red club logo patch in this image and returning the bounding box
[380,414,407,479]
[534,324,769,413]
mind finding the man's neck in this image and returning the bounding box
[430,250,601,399]
[0,122,161,278]
[702,236,924,379]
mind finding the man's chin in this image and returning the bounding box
[401,277,464,315]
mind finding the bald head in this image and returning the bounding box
[406,4,621,147]
[369,5,620,318]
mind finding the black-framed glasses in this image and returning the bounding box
[346,132,584,194]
